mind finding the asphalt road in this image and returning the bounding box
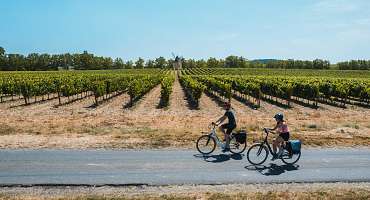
[0,148,369,186]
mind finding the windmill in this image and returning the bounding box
[171,52,183,70]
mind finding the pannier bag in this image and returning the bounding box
[289,140,301,154]
[234,130,247,144]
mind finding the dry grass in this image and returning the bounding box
[0,188,369,200]
[1,183,369,200]
[0,80,369,149]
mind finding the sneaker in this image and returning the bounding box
[271,154,278,161]
[222,148,230,153]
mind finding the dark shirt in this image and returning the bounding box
[224,109,236,126]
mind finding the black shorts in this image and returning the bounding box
[221,123,236,135]
[279,132,290,141]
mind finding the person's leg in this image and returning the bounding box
[276,136,284,156]
[272,138,277,154]
[225,131,230,149]
[219,126,226,140]
[224,126,235,149]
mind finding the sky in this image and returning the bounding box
[0,0,370,63]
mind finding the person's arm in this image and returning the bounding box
[215,115,227,125]
[269,123,279,133]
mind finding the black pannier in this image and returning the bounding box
[234,130,247,144]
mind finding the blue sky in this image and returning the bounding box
[0,0,370,63]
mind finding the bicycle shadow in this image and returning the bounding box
[193,153,244,163]
[245,163,299,176]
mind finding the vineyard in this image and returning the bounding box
[0,68,369,149]
[1,68,369,110]
[0,69,174,107]
[180,68,370,109]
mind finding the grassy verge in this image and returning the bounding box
[1,188,369,200]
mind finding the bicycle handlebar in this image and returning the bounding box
[209,122,217,129]
[263,128,271,135]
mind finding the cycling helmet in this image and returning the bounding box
[273,113,284,121]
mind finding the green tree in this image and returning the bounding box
[125,61,134,69]
[7,54,25,71]
[113,58,124,69]
[78,51,95,70]
[145,59,155,68]
[207,57,222,68]
[26,53,40,70]
[102,57,114,69]
[225,55,247,68]
[0,47,5,57]
[135,57,145,69]
[155,57,167,68]
[0,47,6,68]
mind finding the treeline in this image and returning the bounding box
[0,47,172,71]
[1,47,368,71]
[182,56,331,69]
[337,60,370,70]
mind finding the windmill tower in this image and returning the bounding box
[172,53,182,70]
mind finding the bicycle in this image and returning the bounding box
[246,128,301,165]
[196,123,247,154]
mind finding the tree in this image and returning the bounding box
[102,57,114,69]
[125,61,134,69]
[135,57,145,69]
[77,51,95,70]
[154,57,167,68]
[207,57,222,68]
[6,54,25,71]
[113,58,124,69]
[0,47,6,68]
[38,54,52,70]
[225,55,247,68]
[0,47,5,57]
[26,53,40,70]
[182,59,197,68]
[145,59,155,68]
[196,59,207,68]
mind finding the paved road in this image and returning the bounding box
[0,148,369,186]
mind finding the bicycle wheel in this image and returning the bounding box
[196,135,216,154]
[247,143,268,165]
[229,136,247,154]
[281,150,301,165]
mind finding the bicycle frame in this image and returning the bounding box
[260,128,275,155]
[207,126,224,148]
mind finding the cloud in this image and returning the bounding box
[312,0,360,13]
[355,18,370,26]
[213,33,240,42]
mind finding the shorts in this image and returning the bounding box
[279,132,290,141]
[221,123,236,135]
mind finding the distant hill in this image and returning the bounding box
[251,59,278,64]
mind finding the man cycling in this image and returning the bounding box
[213,102,237,152]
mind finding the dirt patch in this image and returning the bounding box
[0,80,369,149]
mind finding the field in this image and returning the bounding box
[0,68,369,149]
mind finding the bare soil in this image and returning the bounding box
[0,80,369,149]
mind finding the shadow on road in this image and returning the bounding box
[193,153,244,163]
[245,163,299,176]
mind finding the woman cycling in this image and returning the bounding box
[269,113,289,160]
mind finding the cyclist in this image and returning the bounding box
[269,113,289,160]
[214,102,237,152]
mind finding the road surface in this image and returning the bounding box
[0,148,369,186]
